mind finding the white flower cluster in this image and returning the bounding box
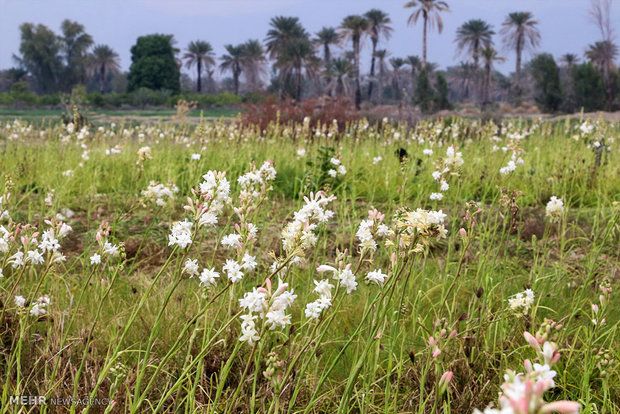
[0,193,10,221]
[196,170,231,227]
[141,181,179,207]
[6,220,72,269]
[545,196,564,223]
[429,146,462,201]
[237,161,277,199]
[328,156,347,178]
[280,191,335,264]
[508,288,535,316]
[90,222,121,266]
[238,278,297,345]
[305,278,334,319]
[168,219,194,249]
[15,294,51,317]
[499,149,525,175]
[316,264,358,294]
[355,209,390,253]
[394,208,448,252]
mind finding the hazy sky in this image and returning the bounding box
[1,0,618,78]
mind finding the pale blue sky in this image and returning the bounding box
[0,0,618,77]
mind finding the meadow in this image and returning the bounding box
[0,115,618,413]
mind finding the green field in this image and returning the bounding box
[0,117,618,413]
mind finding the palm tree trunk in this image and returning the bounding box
[354,39,361,110]
[423,16,428,68]
[99,63,106,93]
[233,69,239,95]
[367,39,377,101]
[296,66,302,101]
[197,60,202,93]
[324,44,332,97]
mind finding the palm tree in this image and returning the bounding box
[406,55,422,92]
[404,0,450,68]
[340,15,370,110]
[448,62,477,100]
[220,44,245,95]
[375,49,390,103]
[481,46,505,105]
[89,44,120,93]
[315,27,340,94]
[586,40,619,107]
[241,39,266,91]
[390,57,406,100]
[265,16,308,60]
[365,9,393,100]
[560,53,580,69]
[183,40,215,93]
[455,19,495,67]
[315,27,340,67]
[278,37,319,100]
[500,12,540,81]
[327,58,354,97]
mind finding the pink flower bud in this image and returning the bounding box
[524,332,541,352]
[592,304,599,313]
[540,401,581,413]
[449,329,457,338]
[432,348,441,358]
[428,336,436,347]
[459,228,467,237]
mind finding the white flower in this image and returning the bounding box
[265,308,291,330]
[338,165,347,175]
[305,296,332,319]
[372,156,382,164]
[14,295,26,307]
[297,148,306,157]
[30,303,47,317]
[430,192,444,201]
[183,258,200,277]
[328,169,337,178]
[508,289,534,315]
[239,313,260,345]
[423,148,433,156]
[313,279,334,298]
[26,250,44,265]
[223,259,243,283]
[168,219,193,249]
[440,180,449,192]
[221,233,242,249]
[90,253,102,265]
[241,253,257,271]
[545,196,564,223]
[330,157,341,166]
[191,153,201,160]
[431,170,442,181]
[337,267,357,294]
[8,252,24,268]
[239,288,268,314]
[366,269,388,286]
[199,267,220,287]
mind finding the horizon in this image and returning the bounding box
[1,0,619,81]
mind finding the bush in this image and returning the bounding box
[529,53,562,113]
[10,82,38,106]
[241,96,356,132]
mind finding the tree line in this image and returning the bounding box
[1,0,618,113]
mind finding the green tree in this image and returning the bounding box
[241,40,267,92]
[404,0,450,68]
[529,53,562,112]
[572,62,605,112]
[183,40,215,93]
[315,27,340,94]
[59,19,93,91]
[586,40,619,109]
[277,38,319,100]
[128,34,180,93]
[88,45,120,93]
[390,57,406,100]
[16,23,63,93]
[481,46,505,106]
[434,71,452,110]
[266,16,309,98]
[365,9,392,100]
[340,15,370,110]
[327,58,353,97]
[414,68,435,113]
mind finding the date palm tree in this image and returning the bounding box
[406,55,422,92]
[365,9,393,100]
[586,40,619,108]
[500,12,540,81]
[278,37,319,100]
[183,40,215,93]
[560,53,580,69]
[481,46,505,106]
[265,16,307,60]
[89,44,120,93]
[404,0,450,68]
[390,57,406,100]
[327,58,354,97]
[455,19,495,67]
[220,44,244,95]
[375,49,389,103]
[241,39,266,91]
[340,15,370,109]
[315,27,340,93]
